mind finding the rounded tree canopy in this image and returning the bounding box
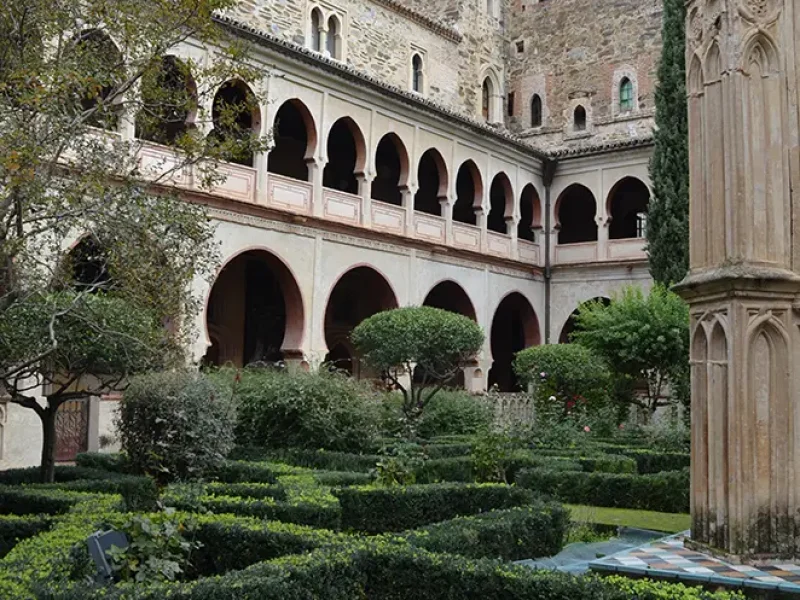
[351,306,484,377]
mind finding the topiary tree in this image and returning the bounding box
[513,344,612,418]
[351,307,484,422]
[646,0,689,285]
[0,292,171,482]
[571,285,690,421]
[117,371,237,486]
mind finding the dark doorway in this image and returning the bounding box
[415,149,447,216]
[489,293,540,392]
[323,118,363,195]
[608,177,650,239]
[268,100,314,181]
[454,162,481,225]
[372,134,407,206]
[557,184,598,244]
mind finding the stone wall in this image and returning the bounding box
[223,0,506,119]
[505,0,663,151]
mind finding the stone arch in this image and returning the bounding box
[704,42,723,81]
[619,76,634,112]
[518,184,542,242]
[309,7,323,51]
[480,69,501,122]
[70,29,124,130]
[607,176,650,239]
[558,296,610,344]
[269,99,318,182]
[746,315,791,552]
[323,265,399,377]
[415,148,448,216]
[555,183,598,244]
[423,280,477,321]
[323,117,367,195]
[454,160,483,225]
[209,79,260,167]
[742,32,779,75]
[372,133,409,206]
[688,54,704,95]
[203,248,305,367]
[326,15,342,59]
[489,292,540,392]
[412,53,424,93]
[488,172,513,234]
[135,55,197,146]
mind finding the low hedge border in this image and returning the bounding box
[47,538,743,600]
[262,448,380,473]
[0,486,109,516]
[0,514,53,558]
[334,483,537,533]
[613,449,691,474]
[402,502,569,560]
[516,468,690,513]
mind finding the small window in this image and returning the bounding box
[620,77,634,112]
[327,16,341,59]
[482,78,492,122]
[310,9,323,52]
[574,105,587,131]
[636,212,647,238]
[412,54,424,93]
[507,92,515,117]
[516,40,525,54]
[531,94,542,127]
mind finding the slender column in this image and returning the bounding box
[404,184,418,238]
[508,215,519,259]
[310,158,326,218]
[596,215,609,261]
[359,173,374,228]
[442,194,454,245]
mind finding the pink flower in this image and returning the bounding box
[583,426,591,433]
[618,423,625,430]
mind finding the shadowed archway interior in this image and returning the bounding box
[489,293,540,392]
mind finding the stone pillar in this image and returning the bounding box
[309,158,326,218]
[359,173,374,228]
[677,0,800,562]
[403,184,418,237]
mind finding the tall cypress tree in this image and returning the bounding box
[646,0,689,285]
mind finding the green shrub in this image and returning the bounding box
[0,515,52,558]
[415,456,475,483]
[190,514,345,576]
[513,344,611,409]
[117,371,237,484]
[313,471,373,487]
[334,483,536,533]
[0,486,100,516]
[352,307,484,425]
[423,442,474,459]
[205,482,286,500]
[209,460,278,483]
[516,468,689,513]
[265,448,380,472]
[226,368,381,453]
[403,502,569,560]
[416,391,492,438]
[75,453,130,474]
[616,448,690,474]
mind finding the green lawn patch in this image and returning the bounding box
[566,504,690,533]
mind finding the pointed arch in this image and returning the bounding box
[372,133,410,206]
[530,94,542,127]
[704,42,722,81]
[310,7,323,51]
[688,54,704,95]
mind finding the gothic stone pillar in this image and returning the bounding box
[677,0,800,562]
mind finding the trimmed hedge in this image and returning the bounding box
[0,515,52,558]
[403,502,569,560]
[48,539,742,600]
[313,470,374,487]
[615,448,691,474]
[334,483,536,533]
[190,514,346,576]
[0,486,101,516]
[516,468,690,513]
[75,452,130,473]
[209,461,278,484]
[265,448,380,473]
[205,482,286,501]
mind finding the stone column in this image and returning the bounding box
[403,184,418,238]
[677,0,800,562]
[359,173,374,228]
[309,158,326,218]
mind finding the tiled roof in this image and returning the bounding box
[549,136,654,158]
[369,0,462,42]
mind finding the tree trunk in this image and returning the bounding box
[39,404,57,483]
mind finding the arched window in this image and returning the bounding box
[310,8,323,52]
[327,16,341,59]
[574,105,587,131]
[530,94,542,128]
[412,54,424,93]
[619,77,634,112]
[209,80,259,167]
[136,55,197,146]
[482,78,492,121]
[70,30,124,130]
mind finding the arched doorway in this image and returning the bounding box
[518,184,542,242]
[608,177,650,239]
[558,297,611,343]
[488,173,513,234]
[324,266,398,377]
[204,250,304,367]
[323,117,366,195]
[556,184,598,244]
[415,149,448,216]
[268,99,317,181]
[454,161,482,225]
[490,293,540,392]
[372,133,409,206]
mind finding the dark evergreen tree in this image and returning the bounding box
[646,0,689,285]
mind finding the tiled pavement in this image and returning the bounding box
[589,532,800,594]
